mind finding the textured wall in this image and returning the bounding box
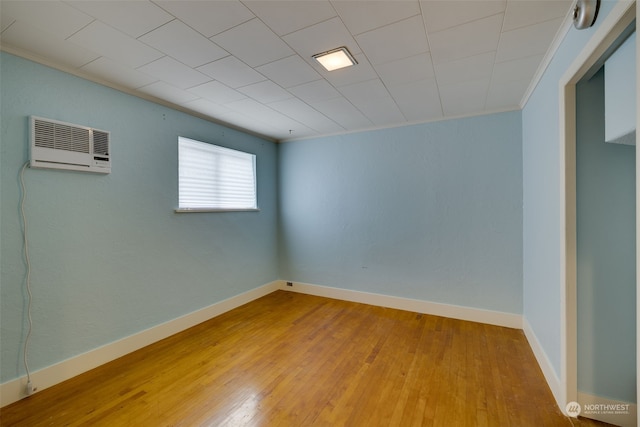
[0,53,278,383]
[279,112,523,314]
[522,0,619,381]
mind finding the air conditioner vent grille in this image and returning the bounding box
[30,116,111,174]
[92,130,109,155]
[34,119,90,154]
[33,120,55,149]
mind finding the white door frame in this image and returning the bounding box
[559,0,637,423]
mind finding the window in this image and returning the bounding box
[177,137,257,212]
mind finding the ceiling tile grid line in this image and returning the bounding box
[417,0,446,121]
[151,0,256,38]
[0,0,470,136]
[312,6,422,125]
[332,2,442,123]
[204,2,394,137]
[0,0,575,142]
[66,0,175,38]
[144,2,352,139]
[64,0,343,139]
[100,0,420,134]
[259,6,391,136]
[191,4,364,136]
[56,2,220,92]
[59,2,260,94]
[273,10,384,127]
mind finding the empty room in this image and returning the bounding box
[0,0,637,426]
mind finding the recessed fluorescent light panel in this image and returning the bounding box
[312,47,357,71]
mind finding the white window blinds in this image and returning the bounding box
[178,137,257,211]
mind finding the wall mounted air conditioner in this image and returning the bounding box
[30,116,111,173]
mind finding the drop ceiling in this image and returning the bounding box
[0,0,574,142]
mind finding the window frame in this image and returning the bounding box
[175,136,258,213]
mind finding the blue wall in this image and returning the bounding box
[0,53,279,383]
[1,51,524,388]
[279,112,523,313]
[576,68,636,402]
[522,0,620,380]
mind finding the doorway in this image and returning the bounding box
[561,2,637,426]
[575,63,636,425]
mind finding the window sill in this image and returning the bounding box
[175,208,260,213]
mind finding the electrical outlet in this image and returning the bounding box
[286,282,293,287]
[26,381,37,395]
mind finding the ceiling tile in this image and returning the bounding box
[374,53,434,87]
[387,79,443,122]
[434,52,495,86]
[216,111,292,140]
[495,17,564,62]
[492,54,544,83]
[137,56,211,89]
[180,99,232,117]
[268,98,344,134]
[283,16,361,60]
[139,20,228,67]
[308,97,373,130]
[238,80,293,104]
[153,0,255,37]
[281,127,318,140]
[80,57,157,89]
[322,53,379,87]
[439,78,490,116]
[187,81,247,104]
[333,0,421,35]
[225,98,310,133]
[421,0,506,33]
[256,55,322,88]
[0,21,99,69]
[339,79,406,125]
[67,1,173,38]
[68,21,163,68]
[355,15,429,65]
[1,12,15,32]
[486,78,530,109]
[196,56,265,89]
[288,80,342,103]
[0,1,93,39]
[211,18,293,67]
[0,0,573,141]
[215,110,264,127]
[137,81,199,104]
[502,0,572,32]
[429,13,503,65]
[243,0,336,36]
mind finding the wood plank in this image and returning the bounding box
[0,291,610,426]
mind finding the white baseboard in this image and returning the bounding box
[279,281,523,329]
[523,318,564,410]
[0,280,281,408]
[577,392,637,427]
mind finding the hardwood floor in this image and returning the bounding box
[1,291,615,426]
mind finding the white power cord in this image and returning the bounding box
[19,161,36,395]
